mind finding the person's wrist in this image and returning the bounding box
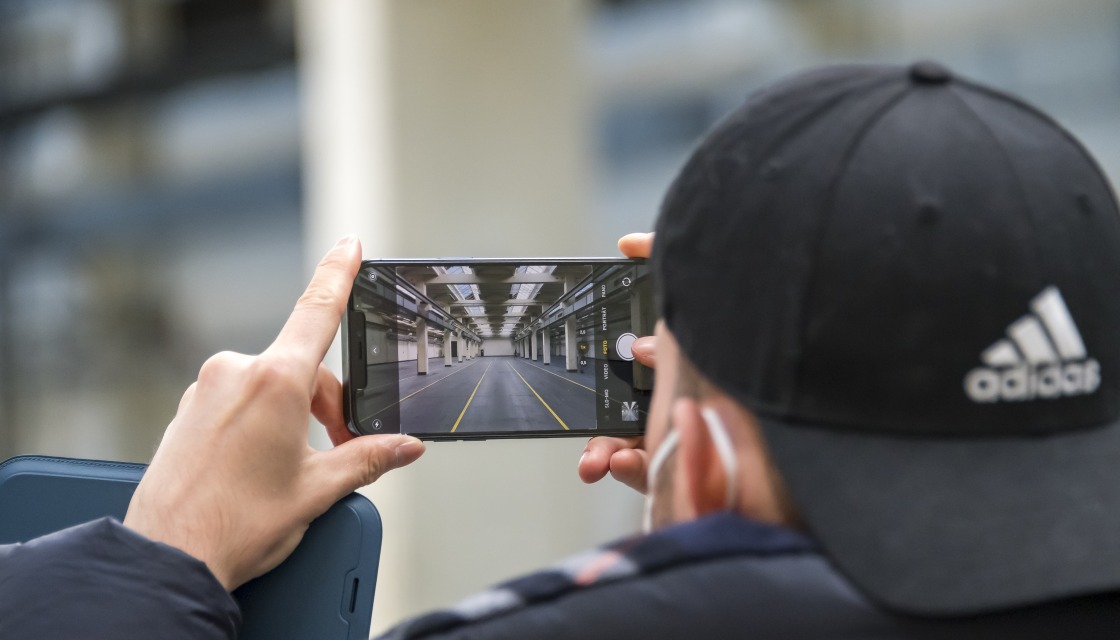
[123,511,235,591]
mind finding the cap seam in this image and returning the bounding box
[658,71,905,413]
[788,81,915,411]
[945,84,1049,278]
[954,77,1120,221]
[752,71,904,169]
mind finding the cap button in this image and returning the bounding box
[910,61,951,85]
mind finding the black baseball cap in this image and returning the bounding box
[653,62,1120,615]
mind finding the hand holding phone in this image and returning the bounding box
[343,257,655,440]
[579,232,656,492]
[126,237,424,591]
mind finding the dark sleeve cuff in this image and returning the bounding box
[0,517,241,639]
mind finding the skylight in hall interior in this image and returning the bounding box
[507,265,555,318]
[433,265,485,313]
[505,265,557,339]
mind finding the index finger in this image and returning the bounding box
[270,235,362,366]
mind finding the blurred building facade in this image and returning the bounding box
[2,0,1119,634]
[0,0,302,461]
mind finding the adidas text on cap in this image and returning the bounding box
[965,286,1101,403]
[653,62,1120,615]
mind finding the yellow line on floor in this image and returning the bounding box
[521,360,596,393]
[507,361,570,430]
[522,360,650,420]
[364,359,481,422]
[451,360,493,433]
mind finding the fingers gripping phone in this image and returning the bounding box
[343,259,654,440]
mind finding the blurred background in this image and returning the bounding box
[2,0,1119,634]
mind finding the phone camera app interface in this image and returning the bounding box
[349,262,653,437]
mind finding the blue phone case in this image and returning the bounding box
[0,455,382,640]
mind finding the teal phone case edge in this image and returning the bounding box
[0,454,381,640]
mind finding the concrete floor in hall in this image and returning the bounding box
[377,355,601,434]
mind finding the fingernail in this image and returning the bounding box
[579,451,588,467]
[394,438,425,465]
[334,234,359,248]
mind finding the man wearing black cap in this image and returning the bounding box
[649,59,1120,616]
[387,61,1120,637]
[5,62,1120,639]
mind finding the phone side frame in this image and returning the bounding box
[343,301,392,436]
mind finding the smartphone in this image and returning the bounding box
[343,259,654,440]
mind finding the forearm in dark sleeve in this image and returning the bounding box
[0,517,240,639]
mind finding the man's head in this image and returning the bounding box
[646,62,1120,615]
[642,322,797,532]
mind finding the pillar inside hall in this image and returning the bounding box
[299,0,602,632]
[543,329,552,365]
[563,274,578,371]
[458,333,464,363]
[443,328,452,367]
[415,282,428,375]
[530,330,538,361]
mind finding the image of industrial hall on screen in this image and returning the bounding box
[351,262,653,436]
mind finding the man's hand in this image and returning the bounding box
[123,236,425,591]
[577,232,654,493]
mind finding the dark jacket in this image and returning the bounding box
[381,513,1120,639]
[0,518,240,639]
[3,513,1119,639]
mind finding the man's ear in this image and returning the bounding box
[673,397,729,517]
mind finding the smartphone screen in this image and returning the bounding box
[343,259,654,440]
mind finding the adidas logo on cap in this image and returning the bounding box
[964,287,1101,403]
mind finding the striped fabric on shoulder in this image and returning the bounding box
[378,513,813,640]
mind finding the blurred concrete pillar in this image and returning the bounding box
[296,0,403,627]
[298,1,636,635]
